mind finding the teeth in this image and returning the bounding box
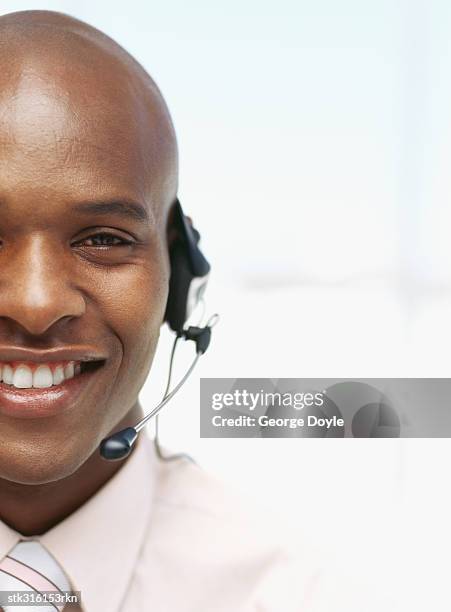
[0,361,82,389]
[13,366,33,389]
[53,365,65,385]
[33,365,53,389]
[3,364,13,385]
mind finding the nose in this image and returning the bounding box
[0,235,86,336]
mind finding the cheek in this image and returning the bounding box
[99,256,170,411]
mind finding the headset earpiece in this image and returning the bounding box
[164,199,210,334]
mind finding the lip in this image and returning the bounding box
[0,345,107,419]
[0,345,108,363]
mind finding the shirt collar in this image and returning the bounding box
[0,435,156,612]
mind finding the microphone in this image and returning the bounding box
[100,314,218,461]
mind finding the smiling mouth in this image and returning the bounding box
[0,359,106,390]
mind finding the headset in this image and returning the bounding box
[99,199,217,461]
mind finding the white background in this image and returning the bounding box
[2,1,451,609]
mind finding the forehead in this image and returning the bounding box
[0,56,160,210]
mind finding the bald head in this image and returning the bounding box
[0,9,178,224]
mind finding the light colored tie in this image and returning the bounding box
[0,541,81,611]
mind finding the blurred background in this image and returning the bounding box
[2,1,451,609]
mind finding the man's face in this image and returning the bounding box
[0,59,172,484]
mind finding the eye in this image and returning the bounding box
[72,232,134,248]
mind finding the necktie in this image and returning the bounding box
[0,540,81,611]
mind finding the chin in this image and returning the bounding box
[0,434,97,485]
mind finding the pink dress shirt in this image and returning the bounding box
[0,436,310,611]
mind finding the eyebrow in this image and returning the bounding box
[73,199,151,223]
